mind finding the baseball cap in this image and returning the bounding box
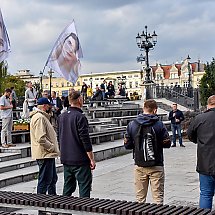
[37,97,52,105]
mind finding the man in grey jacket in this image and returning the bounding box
[25,81,37,111]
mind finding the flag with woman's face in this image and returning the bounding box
[46,20,83,84]
[0,9,11,63]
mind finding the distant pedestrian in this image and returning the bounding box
[0,88,15,148]
[25,81,37,111]
[10,87,17,110]
[124,99,171,204]
[106,81,115,98]
[64,88,75,109]
[30,97,60,195]
[58,90,96,197]
[187,95,215,210]
[168,103,185,147]
[100,80,106,100]
[87,85,93,100]
[81,82,88,103]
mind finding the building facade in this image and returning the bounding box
[16,58,205,98]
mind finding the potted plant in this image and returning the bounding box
[13,118,30,131]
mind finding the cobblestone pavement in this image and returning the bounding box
[0,140,200,208]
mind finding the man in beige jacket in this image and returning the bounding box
[30,97,60,195]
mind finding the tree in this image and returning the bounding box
[0,61,8,94]
[1,75,26,97]
[199,58,215,106]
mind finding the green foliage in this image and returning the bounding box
[0,61,8,94]
[1,75,26,97]
[199,58,215,106]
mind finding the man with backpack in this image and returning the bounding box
[124,99,171,204]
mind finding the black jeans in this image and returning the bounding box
[63,164,92,197]
[36,158,58,195]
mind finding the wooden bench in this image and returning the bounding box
[0,191,211,215]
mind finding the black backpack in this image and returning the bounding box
[133,120,158,167]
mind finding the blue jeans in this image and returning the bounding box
[199,174,215,210]
[37,158,58,195]
[171,124,182,145]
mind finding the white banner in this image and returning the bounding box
[46,20,83,84]
[0,9,11,63]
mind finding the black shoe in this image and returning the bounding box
[180,144,185,147]
[171,144,176,147]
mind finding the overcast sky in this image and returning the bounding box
[1,0,215,76]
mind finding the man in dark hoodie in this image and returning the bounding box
[58,90,96,198]
[124,99,171,204]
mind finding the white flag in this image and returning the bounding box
[0,9,11,63]
[46,20,83,84]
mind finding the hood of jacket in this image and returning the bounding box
[30,109,51,120]
[135,113,159,126]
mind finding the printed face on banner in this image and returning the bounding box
[48,23,82,84]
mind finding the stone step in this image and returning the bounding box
[0,161,64,188]
[0,152,22,162]
[0,143,31,158]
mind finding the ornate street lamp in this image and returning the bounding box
[39,71,43,92]
[187,55,193,97]
[136,26,157,99]
[48,70,54,97]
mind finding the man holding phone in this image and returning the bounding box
[168,103,185,147]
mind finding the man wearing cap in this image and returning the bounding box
[30,97,60,195]
[58,90,96,197]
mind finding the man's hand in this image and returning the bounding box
[90,159,96,170]
[9,105,13,109]
[175,119,180,122]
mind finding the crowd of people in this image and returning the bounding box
[1,80,215,211]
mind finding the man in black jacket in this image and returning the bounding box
[124,99,171,204]
[187,95,215,210]
[58,91,96,197]
[168,103,185,147]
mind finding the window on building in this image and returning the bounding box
[95,78,99,80]
[135,81,138,88]
[67,82,70,87]
[129,82,132,88]
[134,75,139,77]
[128,75,132,78]
[100,78,104,80]
[45,84,48,88]
[61,82,64,87]
[84,79,88,81]
[77,81,80,86]
[56,83,58,87]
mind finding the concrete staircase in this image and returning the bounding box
[0,139,129,188]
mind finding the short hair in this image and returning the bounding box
[68,90,81,104]
[52,91,56,95]
[143,99,158,113]
[5,88,12,93]
[207,95,215,106]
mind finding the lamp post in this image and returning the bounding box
[48,69,54,98]
[187,55,193,97]
[39,71,43,92]
[136,25,157,99]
